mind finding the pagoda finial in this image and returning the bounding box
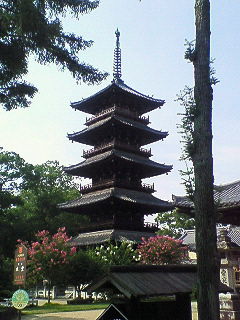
[113,29,122,82]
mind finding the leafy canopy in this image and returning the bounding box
[0,149,86,258]
[155,209,195,238]
[0,0,108,110]
[66,249,105,293]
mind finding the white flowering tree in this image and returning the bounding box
[89,241,139,266]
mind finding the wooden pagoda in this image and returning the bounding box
[59,30,173,246]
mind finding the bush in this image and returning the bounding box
[0,307,17,320]
[0,290,12,300]
[67,297,94,305]
[137,235,188,265]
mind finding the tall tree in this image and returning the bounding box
[0,0,108,110]
[192,1,219,319]
[0,150,86,257]
[177,1,219,318]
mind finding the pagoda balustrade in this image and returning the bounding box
[77,220,159,233]
[80,179,155,194]
[85,105,150,125]
[83,140,152,158]
[235,270,240,286]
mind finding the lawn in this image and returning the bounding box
[22,302,109,315]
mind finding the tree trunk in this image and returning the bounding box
[193,1,220,320]
[47,281,51,304]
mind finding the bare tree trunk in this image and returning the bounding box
[193,1,220,319]
[47,281,51,304]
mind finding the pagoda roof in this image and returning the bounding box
[71,80,165,115]
[173,180,240,225]
[68,114,168,146]
[64,149,172,179]
[70,229,156,246]
[59,187,173,215]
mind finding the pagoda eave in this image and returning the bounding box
[69,229,157,247]
[64,149,172,179]
[71,81,164,116]
[59,187,173,215]
[68,115,168,146]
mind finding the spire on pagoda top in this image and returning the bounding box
[113,29,122,82]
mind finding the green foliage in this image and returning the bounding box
[0,256,13,297]
[0,149,88,295]
[13,160,83,234]
[184,40,196,62]
[0,149,85,245]
[66,250,105,292]
[155,210,195,238]
[137,236,188,265]
[0,0,108,110]
[177,41,219,200]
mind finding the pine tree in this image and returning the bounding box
[0,0,108,110]
[193,1,220,319]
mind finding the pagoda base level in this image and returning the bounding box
[70,229,156,247]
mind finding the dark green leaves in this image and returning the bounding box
[0,0,108,110]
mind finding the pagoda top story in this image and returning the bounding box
[71,30,165,116]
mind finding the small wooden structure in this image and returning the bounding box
[87,265,231,320]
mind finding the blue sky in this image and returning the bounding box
[1,1,240,220]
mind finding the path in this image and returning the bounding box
[22,309,103,320]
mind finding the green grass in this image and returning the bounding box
[22,302,109,315]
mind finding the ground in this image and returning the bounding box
[21,301,198,320]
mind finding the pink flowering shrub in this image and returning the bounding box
[18,227,76,287]
[136,235,188,265]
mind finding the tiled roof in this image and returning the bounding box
[70,229,156,246]
[227,227,240,246]
[64,149,172,178]
[68,114,168,146]
[59,187,173,214]
[173,180,240,210]
[87,265,231,298]
[180,226,240,250]
[71,80,165,115]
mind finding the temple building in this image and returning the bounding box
[59,30,173,246]
[174,180,240,291]
[173,180,240,226]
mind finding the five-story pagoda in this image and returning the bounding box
[59,30,173,246]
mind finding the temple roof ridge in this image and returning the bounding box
[214,179,240,191]
[173,179,240,210]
